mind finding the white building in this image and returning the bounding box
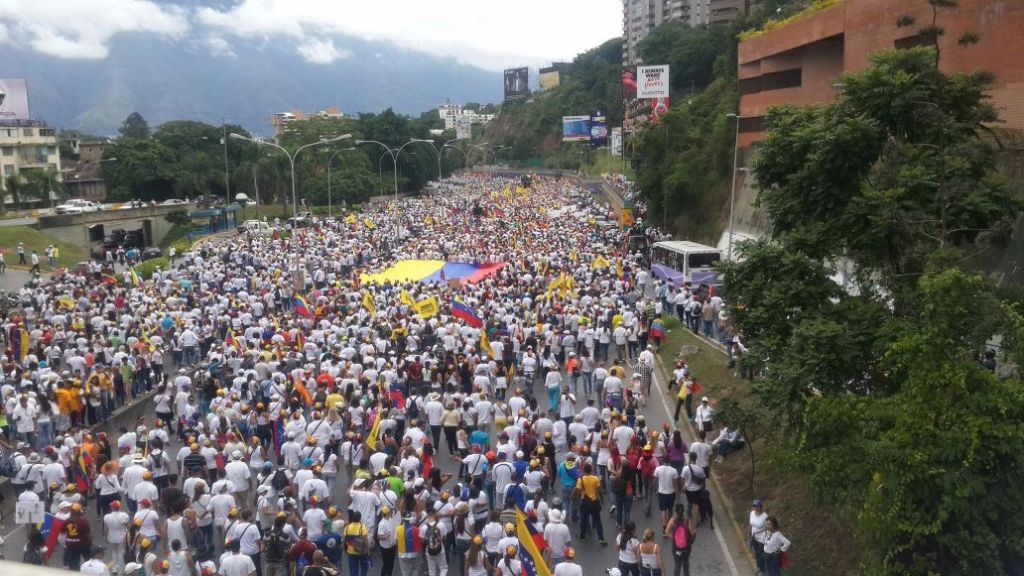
[437,103,494,131]
[622,0,759,65]
[0,121,61,193]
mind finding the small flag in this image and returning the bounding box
[400,290,415,307]
[129,267,140,287]
[592,255,611,270]
[365,406,383,451]
[414,297,439,319]
[38,514,65,560]
[293,293,312,318]
[363,218,376,230]
[450,297,483,328]
[480,331,494,359]
[345,214,358,226]
[362,292,377,316]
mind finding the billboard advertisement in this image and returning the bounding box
[562,116,591,142]
[539,68,561,91]
[504,67,530,99]
[0,79,31,121]
[611,127,623,156]
[590,111,609,147]
[455,117,472,140]
[636,65,670,99]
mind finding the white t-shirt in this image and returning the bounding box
[220,553,256,576]
[654,465,680,494]
[104,510,130,544]
[553,563,583,576]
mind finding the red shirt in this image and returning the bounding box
[288,538,317,564]
[64,515,92,551]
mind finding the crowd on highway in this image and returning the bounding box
[0,175,790,576]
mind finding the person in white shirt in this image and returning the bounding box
[80,546,112,576]
[762,516,791,576]
[224,451,252,503]
[749,500,769,574]
[219,540,257,576]
[542,509,571,566]
[104,501,131,574]
[653,462,680,527]
[552,547,582,576]
[694,397,715,433]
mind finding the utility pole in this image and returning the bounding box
[222,124,231,205]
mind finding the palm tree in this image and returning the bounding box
[3,174,24,212]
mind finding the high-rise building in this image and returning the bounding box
[271,107,346,141]
[623,0,758,65]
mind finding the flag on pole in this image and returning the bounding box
[365,406,383,451]
[514,507,551,576]
[362,292,377,316]
[225,329,242,353]
[38,514,65,560]
[480,331,494,359]
[293,293,312,318]
[450,298,483,328]
[129,267,140,287]
[400,290,415,307]
[363,218,376,230]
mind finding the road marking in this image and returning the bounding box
[651,360,741,576]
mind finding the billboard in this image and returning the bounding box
[0,79,30,121]
[539,68,561,91]
[637,65,670,99]
[455,117,472,140]
[590,111,608,147]
[562,116,591,142]
[611,127,623,156]
[504,67,530,100]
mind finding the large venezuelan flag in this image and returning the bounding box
[515,507,551,576]
[451,298,483,328]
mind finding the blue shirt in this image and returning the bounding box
[317,532,343,564]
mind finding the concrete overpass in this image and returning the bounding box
[37,203,194,257]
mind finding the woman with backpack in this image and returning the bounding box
[342,510,371,576]
[616,521,642,576]
[664,504,696,576]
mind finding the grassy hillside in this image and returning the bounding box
[0,226,88,268]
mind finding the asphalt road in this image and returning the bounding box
[0,343,748,576]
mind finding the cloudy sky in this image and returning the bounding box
[0,0,624,69]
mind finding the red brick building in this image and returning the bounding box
[736,0,1024,147]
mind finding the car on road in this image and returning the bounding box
[161,198,189,206]
[288,211,313,228]
[54,199,103,214]
[118,200,148,209]
[141,247,163,261]
[239,219,273,235]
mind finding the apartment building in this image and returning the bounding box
[623,0,758,65]
[0,120,61,192]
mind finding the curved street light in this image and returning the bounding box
[230,133,351,216]
[326,147,356,217]
[410,137,458,181]
[441,142,469,170]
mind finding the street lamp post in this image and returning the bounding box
[725,113,741,261]
[441,142,468,171]
[326,147,355,218]
[410,137,456,181]
[230,133,351,217]
[466,143,491,168]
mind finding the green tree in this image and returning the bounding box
[119,111,151,140]
[2,174,24,212]
[101,139,178,201]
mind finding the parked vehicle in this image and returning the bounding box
[161,198,189,206]
[234,193,257,207]
[240,219,273,235]
[288,211,313,228]
[54,199,103,214]
[141,247,163,261]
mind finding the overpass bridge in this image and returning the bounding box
[36,203,195,258]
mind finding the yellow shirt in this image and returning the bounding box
[343,522,369,555]
[576,474,601,500]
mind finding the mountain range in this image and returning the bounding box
[6,33,503,136]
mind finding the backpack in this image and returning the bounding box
[406,397,420,421]
[0,448,19,478]
[673,522,695,551]
[425,522,444,556]
[271,469,290,492]
[264,529,291,563]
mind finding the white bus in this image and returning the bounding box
[650,240,722,286]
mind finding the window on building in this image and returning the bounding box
[22,128,33,137]
[1,147,12,156]
[3,165,12,176]
[48,146,57,156]
[894,34,930,49]
[761,68,802,91]
[738,116,766,133]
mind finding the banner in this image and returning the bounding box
[504,67,530,100]
[0,79,30,121]
[590,111,608,147]
[562,116,591,142]
[611,127,623,156]
[455,117,472,140]
[637,65,670,99]
[652,97,671,124]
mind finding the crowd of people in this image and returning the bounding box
[0,175,789,576]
